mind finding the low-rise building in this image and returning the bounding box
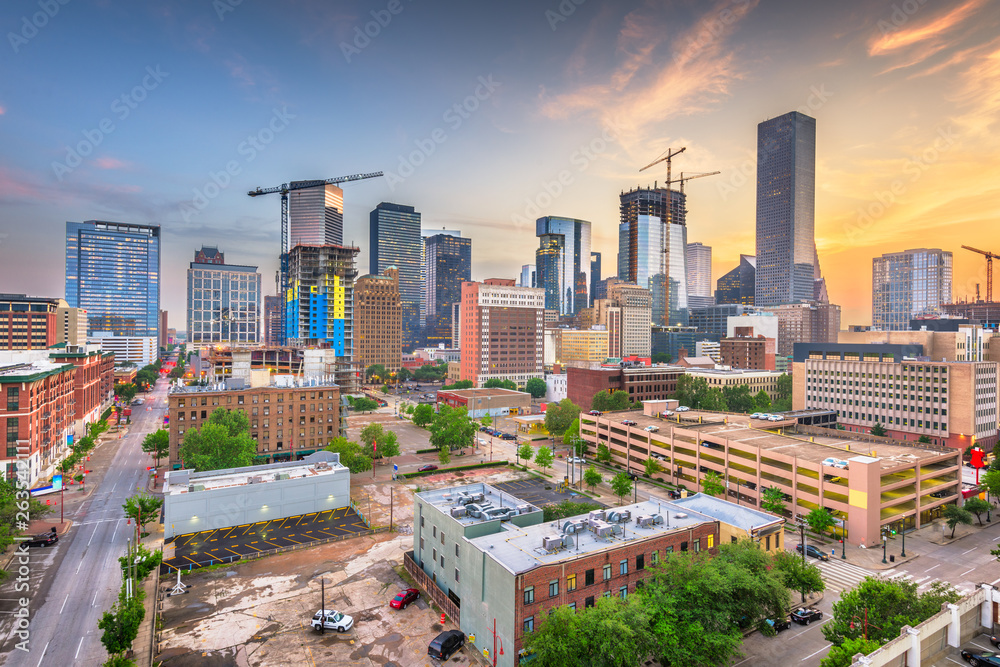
[566,364,685,410]
[436,388,533,418]
[88,334,157,366]
[544,372,567,403]
[0,294,59,351]
[684,368,784,399]
[720,335,776,371]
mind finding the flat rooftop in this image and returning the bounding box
[164,457,344,495]
[0,360,73,381]
[437,388,530,399]
[417,483,537,526]
[684,368,783,377]
[169,381,338,394]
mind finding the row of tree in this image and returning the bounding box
[669,375,792,413]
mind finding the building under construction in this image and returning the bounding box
[941,301,1000,329]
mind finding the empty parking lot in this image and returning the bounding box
[492,477,605,510]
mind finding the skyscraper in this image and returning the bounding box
[370,203,422,352]
[535,216,592,316]
[186,246,261,345]
[715,255,756,305]
[288,183,344,247]
[355,267,402,371]
[590,252,601,306]
[424,232,471,348]
[460,279,544,386]
[686,242,713,309]
[519,264,536,288]
[872,249,953,330]
[618,187,689,326]
[755,111,817,307]
[65,220,160,338]
[263,295,282,346]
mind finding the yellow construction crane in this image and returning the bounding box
[672,171,721,193]
[961,245,998,302]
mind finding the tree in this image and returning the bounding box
[701,470,725,497]
[701,387,727,411]
[412,403,434,427]
[611,472,632,503]
[114,383,138,404]
[441,379,474,390]
[359,423,400,461]
[773,550,825,603]
[761,486,787,514]
[542,500,599,522]
[352,397,379,413]
[870,421,887,437]
[483,378,516,390]
[519,602,584,667]
[608,391,630,410]
[438,445,451,465]
[982,469,1000,498]
[753,390,772,412]
[98,595,144,659]
[651,352,672,363]
[544,398,581,438]
[563,418,580,441]
[722,384,755,413]
[380,384,391,394]
[122,493,163,537]
[395,367,412,382]
[917,434,932,444]
[944,503,973,538]
[140,429,169,467]
[823,577,960,646]
[591,390,613,412]
[429,405,477,453]
[517,442,534,466]
[324,437,373,474]
[524,377,547,398]
[820,637,881,667]
[964,497,992,526]
[806,507,837,536]
[480,413,492,430]
[365,364,389,383]
[596,443,612,464]
[534,445,553,471]
[644,457,663,478]
[178,409,257,472]
[672,375,709,409]
[583,466,602,492]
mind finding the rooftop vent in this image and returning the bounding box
[652,514,665,525]
[636,515,653,528]
[450,506,467,518]
[673,513,688,519]
[542,535,563,551]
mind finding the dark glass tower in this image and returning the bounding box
[715,255,756,305]
[534,216,591,316]
[370,202,422,352]
[755,111,816,306]
[65,220,160,337]
[424,233,471,347]
[590,252,601,306]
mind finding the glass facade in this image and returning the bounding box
[370,203,422,352]
[186,251,261,344]
[534,216,591,316]
[872,249,953,330]
[65,220,160,337]
[755,111,816,306]
[424,233,471,347]
[288,183,344,247]
[590,252,601,307]
[685,242,712,299]
[715,254,756,305]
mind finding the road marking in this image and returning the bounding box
[92,589,99,606]
[60,593,70,614]
[800,644,831,661]
[961,567,978,577]
[35,641,49,667]
[75,637,85,660]
[924,563,941,574]
[962,546,978,555]
[77,558,84,574]
[88,523,99,546]
[112,518,121,541]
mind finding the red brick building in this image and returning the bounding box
[720,334,776,370]
[0,294,59,351]
[50,347,115,424]
[459,279,545,386]
[566,364,684,410]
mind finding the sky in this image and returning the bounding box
[1,0,999,329]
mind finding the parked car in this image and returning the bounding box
[833,460,849,469]
[767,415,782,422]
[667,489,682,499]
[417,464,438,472]
[661,410,674,417]
[569,457,585,464]
[25,529,57,547]
[428,629,466,660]
[795,544,830,561]
[389,588,419,610]
[765,616,791,633]
[821,457,839,467]
[479,426,489,432]
[621,419,637,426]
[501,433,516,440]
[790,608,823,625]
[644,425,659,432]
[750,412,762,419]
[588,410,602,416]
[311,609,354,633]
[990,635,1000,649]
[675,406,690,412]
[960,650,1000,666]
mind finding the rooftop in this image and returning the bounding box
[685,368,783,376]
[437,388,530,399]
[0,360,74,383]
[416,483,538,527]
[671,494,783,535]
[164,453,345,495]
[168,377,339,394]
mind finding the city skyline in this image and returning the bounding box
[2,1,999,327]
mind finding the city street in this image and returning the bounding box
[0,379,166,667]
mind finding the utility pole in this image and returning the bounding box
[881,531,887,564]
[320,578,326,635]
[799,519,806,563]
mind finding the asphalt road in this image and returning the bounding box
[0,379,166,667]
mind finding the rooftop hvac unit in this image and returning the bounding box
[589,509,606,523]
[652,514,665,525]
[470,492,485,503]
[619,510,631,522]
[591,520,612,537]
[562,519,586,534]
[450,506,467,518]
[606,511,620,523]
[612,524,623,535]
[516,504,534,514]
[542,535,563,551]
[635,515,653,528]
[562,534,574,549]
[673,513,688,519]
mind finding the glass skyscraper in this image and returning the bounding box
[65,220,160,337]
[872,249,953,330]
[715,255,756,305]
[370,202,422,352]
[424,232,471,347]
[755,111,817,307]
[590,252,601,306]
[535,216,592,316]
[289,183,344,247]
[186,246,261,344]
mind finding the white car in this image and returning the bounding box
[311,609,354,633]
[767,415,782,422]
[833,460,849,469]
[569,457,585,464]
[822,457,839,467]
[750,412,762,419]
[675,406,690,412]
[644,425,659,432]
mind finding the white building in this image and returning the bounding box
[87,334,157,366]
[695,340,721,363]
[545,372,567,402]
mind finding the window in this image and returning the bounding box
[420,515,424,527]
[455,544,459,558]
[707,535,714,549]
[420,537,424,550]
[585,569,594,586]
[694,539,701,553]
[567,574,577,592]
[636,554,644,571]
[650,551,658,565]
[440,532,445,545]
[619,559,628,576]
[440,556,444,567]
[433,526,437,537]
[585,596,595,608]
[619,586,627,599]
[432,548,436,562]
[680,542,688,552]
[524,586,534,605]
[549,580,559,597]
[603,564,611,581]
[568,602,576,612]
[455,569,460,582]
[523,617,534,633]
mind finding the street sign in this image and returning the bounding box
[393,464,398,472]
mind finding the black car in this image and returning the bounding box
[25,529,58,547]
[765,617,791,633]
[790,608,823,625]
[795,544,830,561]
[428,629,465,660]
[501,433,516,440]
[667,489,683,499]
[960,649,1000,666]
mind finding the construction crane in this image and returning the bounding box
[248,171,383,344]
[961,245,998,302]
[672,171,720,193]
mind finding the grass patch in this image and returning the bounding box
[394,565,417,587]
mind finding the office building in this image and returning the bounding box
[590,252,601,306]
[567,364,685,409]
[451,302,462,349]
[755,112,817,307]
[720,335,775,371]
[690,303,758,337]
[289,183,344,247]
[651,326,719,362]
[554,328,610,365]
[686,242,713,310]
[792,343,999,449]
[696,340,721,363]
[685,368,783,398]
[519,264,536,288]
[65,220,160,338]
[941,302,1000,330]
[618,186,689,326]
[370,203,422,352]
[763,302,841,357]
[159,310,168,349]
[535,216,592,316]
[602,282,653,358]
[87,334,157,366]
[873,249,953,330]
[424,232,471,348]
[56,301,88,346]
[0,295,59,350]
[838,325,988,362]
[716,255,756,306]
[186,246,261,346]
[263,296,282,346]
[459,279,544,386]
[354,267,402,372]
[727,313,779,341]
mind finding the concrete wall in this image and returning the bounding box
[163,466,350,538]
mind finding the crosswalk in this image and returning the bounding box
[814,558,977,596]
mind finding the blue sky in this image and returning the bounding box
[1,0,999,327]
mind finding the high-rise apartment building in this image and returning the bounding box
[424,233,471,348]
[0,295,59,350]
[716,255,756,305]
[289,183,345,247]
[755,112,817,307]
[519,264,536,288]
[602,282,653,358]
[56,301,88,346]
[65,220,160,338]
[370,203,422,352]
[686,242,713,309]
[590,252,601,306]
[355,267,402,371]
[186,246,261,346]
[618,187,688,326]
[534,216,592,316]
[872,249,953,330]
[459,279,544,386]
[420,229,461,328]
[263,296,282,346]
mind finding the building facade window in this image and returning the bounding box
[619,586,628,599]
[524,586,534,605]
[603,564,611,581]
[549,580,559,597]
[619,559,628,576]
[523,617,534,633]
[585,569,594,586]
[567,574,577,592]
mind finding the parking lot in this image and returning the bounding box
[162,506,370,572]
[492,477,605,510]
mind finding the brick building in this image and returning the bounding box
[49,347,115,425]
[436,387,532,418]
[566,364,685,410]
[0,294,59,350]
[720,334,776,370]
[354,267,402,371]
[459,279,545,386]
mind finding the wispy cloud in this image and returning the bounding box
[0,106,6,116]
[868,0,988,56]
[94,156,130,170]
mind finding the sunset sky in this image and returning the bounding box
[1,0,999,328]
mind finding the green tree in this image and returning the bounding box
[480,413,492,430]
[982,469,1000,498]
[644,457,663,478]
[773,550,825,603]
[870,421,887,437]
[776,373,792,400]
[352,397,379,413]
[98,595,144,658]
[672,375,710,409]
[441,379,474,390]
[609,390,630,410]
[722,384,755,413]
[917,434,932,444]
[944,503,973,537]
[701,387,727,412]
[380,384,391,394]
[591,390,613,412]
[429,405,477,453]
[395,367,412,382]
[596,443,612,464]
[541,500,600,522]
[324,437,373,474]
[122,493,163,537]
[140,429,169,467]
[701,470,725,497]
[359,423,400,460]
[563,418,580,441]
[517,442,534,466]
[544,398,581,437]
[583,466,603,492]
[820,637,881,667]
[412,403,434,427]
[806,507,837,536]
[753,390,772,412]
[611,472,632,503]
[178,409,257,472]
[524,377,547,398]
[438,445,451,465]
[534,445,554,471]
[482,378,516,390]
[114,383,138,404]
[823,577,960,646]
[519,603,583,667]
[964,497,992,526]
[651,352,672,363]
[365,364,388,382]
[761,486,786,514]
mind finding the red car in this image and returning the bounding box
[390,588,419,610]
[417,464,438,472]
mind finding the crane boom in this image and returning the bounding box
[672,171,721,193]
[247,171,384,197]
[962,245,998,302]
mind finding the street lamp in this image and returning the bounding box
[900,520,906,558]
[881,532,887,564]
[840,517,846,560]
